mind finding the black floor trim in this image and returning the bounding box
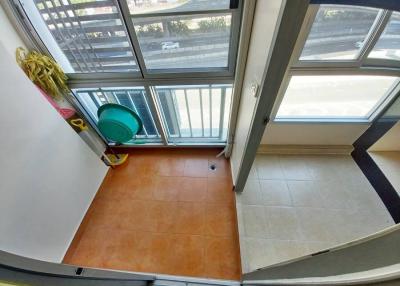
[353,121,397,150]
[352,120,400,223]
[351,149,400,223]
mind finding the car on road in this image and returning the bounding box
[161,41,180,50]
[355,40,364,48]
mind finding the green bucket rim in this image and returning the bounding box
[97,103,143,135]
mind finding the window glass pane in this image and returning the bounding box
[299,5,380,61]
[368,12,400,61]
[276,76,398,120]
[382,95,400,119]
[133,13,231,70]
[127,0,230,15]
[74,87,161,143]
[155,84,232,142]
[21,0,139,73]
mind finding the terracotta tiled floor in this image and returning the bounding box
[63,148,241,280]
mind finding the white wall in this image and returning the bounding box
[0,9,108,263]
[369,122,400,151]
[230,0,283,182]
[262,123,369,145]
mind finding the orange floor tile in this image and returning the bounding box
[63,148,241,280]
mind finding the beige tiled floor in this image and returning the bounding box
[236,154,395,273]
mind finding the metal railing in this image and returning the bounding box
[74,85,232,145]
[155,85,232,143]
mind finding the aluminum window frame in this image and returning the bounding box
[10,0,242,80]
[272,4,400,123]
[69,78,234,147]
[7,0,243,147]
[118,2,241,78]
[13,0,144,77]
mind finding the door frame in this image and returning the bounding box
[233,0,310,192]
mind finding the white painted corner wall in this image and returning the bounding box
[0,7,108,263]
[369,122,400,151]
[262,123,370,146]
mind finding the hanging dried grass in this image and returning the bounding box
[16,47,68,99]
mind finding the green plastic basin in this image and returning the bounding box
[97,103,143,143]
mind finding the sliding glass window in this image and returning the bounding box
[276,75,398,121]
[300,5,380,61]
[14,0,242,146]
[368,12,400,61]
[273,4,400,123]
[132,13,232,70]
[21,0,140,73]
[17,0,239,75]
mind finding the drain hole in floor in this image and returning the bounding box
[209,164,217,171]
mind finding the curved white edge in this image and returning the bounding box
[245,223,400,274]
[0,250,241,285]
[0,250,154,281]
[243,224,400,285]
[243,263,400,285]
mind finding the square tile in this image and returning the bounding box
[243,238,277,271]
[296,208,337,242]
[68,226,110,268]
[206,177,234,205]
[174,202,206,235]
[279,155,312,180]
[264,207,301,240]
[152,201,178,233]
[153,177,181,201]
[235,179,262,205]
[133,232,176,274]
[119,200,157,232]
[123,176,156,200]
[346,181,386,211]
[306,155,339,181]
[101,230,137,271]
[205,204,236,236]
[318,180,352,209]
[156,157,185,177]
[178,177,207,202]
[242,205,269,238]
[171,234,205,277]
[259,180,292,206]
[255,155,284,180]
[184,158,209,177]
[287,180,323,208]
[205,236,241,280]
